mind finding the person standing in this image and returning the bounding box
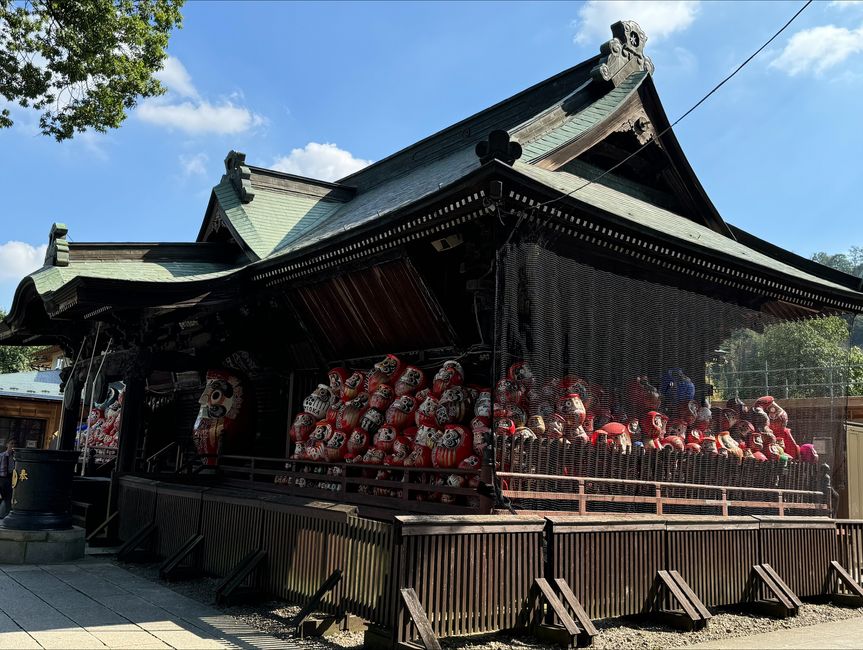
[0,440,16,518]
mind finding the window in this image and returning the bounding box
[0,417,46,449]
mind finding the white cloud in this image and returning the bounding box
[155,56,198,99]
[138,99,265,135]
[0,242,48,282]
[180,152,208,176]
[770,24,863,76]
[271,143,372,181]
[830,1,863,9]
[138,56,264,135]
[573,1,699,45]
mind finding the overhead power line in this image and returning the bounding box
[538,0,813,209]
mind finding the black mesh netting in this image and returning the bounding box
[492,240,854,515]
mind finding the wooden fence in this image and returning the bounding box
[390,515,545,641]
[116,476,395,627]
[836,520,863,586]
[117,476,863,648]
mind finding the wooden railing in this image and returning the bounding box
[497,471,829,517]
[216,455,487,515]
[496,435,823,493]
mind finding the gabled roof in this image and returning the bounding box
[510,162,860,297]
[200,165,352,260]
[4,19,863,341]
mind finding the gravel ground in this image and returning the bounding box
[114,560,863,650]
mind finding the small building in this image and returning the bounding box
[0,370,63,449]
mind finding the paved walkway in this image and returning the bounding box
[0,562,290,649]
[689,615,863,649]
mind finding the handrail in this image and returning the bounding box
[219,455,481,476]
[496,471,824,497]
[146,441,177,465]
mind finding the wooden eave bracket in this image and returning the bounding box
[744,563,802,618]
[214,549,267,606]
[829,560,863,607]
[521,577,597,648]
[643,570,711,631]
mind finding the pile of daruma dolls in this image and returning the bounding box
[286,354,487,501]
[284,359,819,500]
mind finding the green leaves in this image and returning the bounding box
[0,310,38,373]
[0,0,183,140]
[711,315,863,400]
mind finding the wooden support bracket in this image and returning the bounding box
[644,570,711,631]
[398,587,441,650]
[292,569,343,636]
[214,549,267,607]
[85,510,118,546]
[159,534,204,582]
[829,560,863,607]
[116,523,156,563]
[523,577,596,648]
[745,564,801,618]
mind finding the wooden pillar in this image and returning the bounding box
[58,373,82,451]
[116,375,145,473]
[115,347,151,474]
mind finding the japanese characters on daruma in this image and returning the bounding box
[286,355,483,503]
[490,364,820,467]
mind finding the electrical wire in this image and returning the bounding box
[538,0,813,209]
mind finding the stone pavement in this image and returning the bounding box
[0,561,292,649]
[689,615,863,649]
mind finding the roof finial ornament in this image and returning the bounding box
[44,223,69,267]
[224,150,256,203]
[475,130,523,166]
[591,20,654,87]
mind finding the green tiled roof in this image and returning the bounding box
[0,370,62,401]
[512,162,855,295]
[28,260,237,297]
[214,180,341,259]
[518,72,646,161]
[269,146,480,258]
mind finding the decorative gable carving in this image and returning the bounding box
[591,20,654,87]
[615,114,655,145]
[475,130,523,166]
[44,223,70,267]
[224,150,256,203]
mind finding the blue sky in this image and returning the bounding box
[1,0,862,310]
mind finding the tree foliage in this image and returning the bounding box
[811,247,863,278]
[0,0,183,140]
[0,311,37,374]
[710,316,863,399]
[811,247,863,348]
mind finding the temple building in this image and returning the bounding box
[2,21,863,645]
[4,20,862,514]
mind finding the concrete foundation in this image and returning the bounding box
[0,526,84,564]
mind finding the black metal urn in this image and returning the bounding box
[1,449,79,530]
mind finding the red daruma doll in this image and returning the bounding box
[193,370,248,466]
[369,354,403,394]
[433,424,472,469]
